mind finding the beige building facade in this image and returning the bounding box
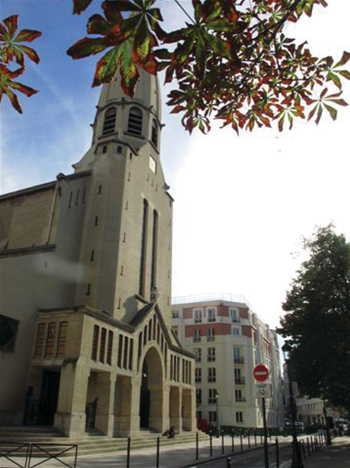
[0,72,196,438]
[171,295,284,430]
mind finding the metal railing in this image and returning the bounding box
[0,442,30,468]
[234,356,244,364]
[235,377,246,385]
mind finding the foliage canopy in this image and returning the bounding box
[278,225,350,412]
[1,0,349,132]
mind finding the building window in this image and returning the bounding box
[236,411,243,423]
[195,368,202,383]
[139,199,148,296]
[128,338,134,370]
[99,328,107,363]
[197,411,202,420]
[57,321,68,357]
[45,322,56,358]
[128,106,143,135]
[207,308,216,322]
[91,325,99,360]
[150,210,158,291]
[196,389,202,405]
[230,308,240,323]
[194,309,202,323]
[0,315,19,352]
[151,119,158,146]
[117,334,123,368]
[172,310,180,319]
[107,330,113,365]
[207,328,215,342]
[102,107,116,135]
[208,389,217,404]
[208,347,216,362]
[235,389,243,401]
[208,367,216,383]
[232,328,240,336]
[193,329,201,343]
[194,348,201,362]
[33,322,46,358]
[234,348,244,364]
[209,411,217,423]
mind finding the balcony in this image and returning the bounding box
[207,336,215,342]
[235,397,246,403]
[193,337,201,343]
[235,377,245,385]
[234,356,244,364]
[231,318,240,323]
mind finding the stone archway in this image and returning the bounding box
[139,346,164,432]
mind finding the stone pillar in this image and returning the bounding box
[182,387,196,431]
[114,375,141,437]
[95,372,116,437]
[169,386,182,434]
[54,360,90,439]
[149,388,164,432]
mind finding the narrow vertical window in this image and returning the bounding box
[68,191,73,208]
[75,189,80,205]
[34,323,46,358]
[86,283,91,296]
[117,335,123,368]
[123,336,129,369]
[102,107,116,135]
[90,250,94,262]
[127,106,143,135]
[107,330,113,365]
[151,210,158,292]
[139,199,148,296]
[45,322,57,358]
[100,328,107,363]
[128,338,133,370]
[92,325,99,360]
[57,321,68,357]
[151,119,158,147]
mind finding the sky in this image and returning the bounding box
[1,0,350,329]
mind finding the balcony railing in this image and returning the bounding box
[234,356,244,364]
[193,337,201,342]
[235,397,246,402]
[235,377,245,385]
[207,336,215,342]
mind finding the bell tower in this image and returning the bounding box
[73,70,173,327]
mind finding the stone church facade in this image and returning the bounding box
[0,71,196,439]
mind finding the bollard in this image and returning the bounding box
[126,437,131,468]
[254,430,257,447]
[222,430,225,454]
[275,438,280,468]
[226,456,232,468]
[240,433,243,451]
[307,437,310,456]
[231,430,235,453]
[210,430,213,457]
[196,432,199,460]
[156,436,160,468]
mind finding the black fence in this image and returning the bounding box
[0,442,78,468]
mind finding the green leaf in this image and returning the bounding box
[15,29,42,43]
[338,70,350,80]
[3,15,18,37]
[327,72,342,89]
[315,105,323,125]
[93,47,120,86]
[119,41,140,96]
[329,99,348,107]
[324,104,337,121]
[17,44,40,64]
[67,37,109,59]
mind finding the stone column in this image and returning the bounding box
[169,386,182,434]
[54,359,90,439]
[95,372,117,437]
[182,387,196,431]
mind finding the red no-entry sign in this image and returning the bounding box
[253,364,269,382]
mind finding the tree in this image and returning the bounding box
[278,225,350,413]
[1,0,350,132]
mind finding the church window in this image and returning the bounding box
[0,315,19,352]
[68,191,73,208]
[45,322,56,358]
[75,189,80,205]
[151,210,158,292]
[117,334,123,367]
[82,187,86,204]
[92,325,99,360]
[152,315,156,340]
[127,106,143,136]
[90,250,94,262]
[94,216,98,226]
[57,321,68,357]
[118,297,121,309]
[123,336,129,369]
[128,338,133,370]
[148,320,152,341]
[139,199,148,296]
[107,331,113,365]
[99,328,107,363]
[123,232,126,243]
[117,145,122,154]
[157,323,160,344]
[86,283,91,296]
[102,107,116,135]
[151,119,158,147]
[98,185,102,194]
[120,265,124,276]
[102,145,107,154]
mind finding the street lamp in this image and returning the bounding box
[282,342,304,468]
[216,390,220,438]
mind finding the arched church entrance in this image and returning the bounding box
[139,347,163,432]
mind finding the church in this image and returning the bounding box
[0,71,196,439]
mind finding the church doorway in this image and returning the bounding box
[139,347,163,431]
[39,370,60,425]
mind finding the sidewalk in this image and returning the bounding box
[302,436,350,468]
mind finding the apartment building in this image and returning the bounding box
[171,295,284,429]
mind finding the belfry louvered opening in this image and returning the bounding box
[128,106,143,136]
[102,107,117,135]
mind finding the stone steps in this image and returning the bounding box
[0,427,209,457]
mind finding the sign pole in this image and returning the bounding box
[262,397,269,468]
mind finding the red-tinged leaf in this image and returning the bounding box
[324,104,337,121]
[278,114,285,132]
[3,15,18,38]
[327,72,342,89]
[288,113,293,130]
[119,42,140,96]
[73,0,93,14]
[164,65,174,83]
[67,37,109,59]
[9,80,38,97]
[320,87,328,99]
[3,87,22,113]
[315,105,323,125]
[148,7,163,22]
[324,56,334,67]
[308,104,318,121]
[335,51,350,68]
[15,29,42,43]
[329,99,348,107]
[17,45,40,64]
[338,70,350,80]
[93,47,120,86]
[133,17,151,63]
[102,0,123,23]
[162,28,187,44]
[87,14,110,35]
[153,48,171,60]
